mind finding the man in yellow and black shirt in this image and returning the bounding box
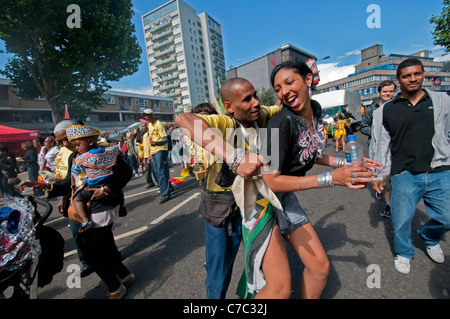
[175,78,279,299]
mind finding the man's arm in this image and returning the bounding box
[175,113,262,179]
[359,104,373,137]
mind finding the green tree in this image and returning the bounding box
[257,87,277,106]
[430,0,450,52]
[0,0,142,122]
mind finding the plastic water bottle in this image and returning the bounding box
[345,135,364,167]
[345,135,366,187]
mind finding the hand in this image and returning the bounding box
[332,166,376,189]
[235,153,263,180]
[18,181,47,190]
[86,187,107,201]
[371,180,384,194]
[57,201,64,214]
[363,158,382,172]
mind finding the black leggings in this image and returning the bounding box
[76,223,130,292]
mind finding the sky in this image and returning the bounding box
[1,0,449,95]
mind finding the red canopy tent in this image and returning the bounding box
[0,125,41,156]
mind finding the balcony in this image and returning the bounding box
[156,73,179,84]
[154,55,176,67]
[150,20,172,34]
[152,38,174,51]
[159,82,180,92]
[154,47,175,59]
[151,28,173,42]
[155,64,178,76]
[163,91,181,98]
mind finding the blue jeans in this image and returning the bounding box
[204,213,242,299]
[27,163,44,196]
[152,151,171,198]
[390,170,450,259]
[144,158,155,186]
[126,154,139,175]
[69,220,89,268]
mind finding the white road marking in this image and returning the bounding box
[63,226,148,258]
[46,188,159,225]
[62,191,200,258]
[151,192,200,225]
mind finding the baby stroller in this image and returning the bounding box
[0,196,64,299]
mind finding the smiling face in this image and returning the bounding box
[223,80,261,128]
[378,84,396,104]
[273,68,313,115]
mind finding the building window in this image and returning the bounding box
[135,98,148,106]
[119,97,132,110]
[103,94,116,104]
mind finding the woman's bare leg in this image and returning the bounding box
[284,222,330,299]
[254,224,291,299]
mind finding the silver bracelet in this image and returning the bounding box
[317,171,334,188]
[230,149,246,174]
[226,148,240,165]
[332,157,346,168]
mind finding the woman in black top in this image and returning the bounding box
[0,145,21,197]
[18,141,43,196]
[262,60,380,298]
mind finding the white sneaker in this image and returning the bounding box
[394,255,411,274]
[426,244,445,263]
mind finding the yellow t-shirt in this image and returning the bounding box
[147,120,168,155]
[143,132,150,159]
[54,147,72,179]
[196,105,280,192]
[197,105,280,152]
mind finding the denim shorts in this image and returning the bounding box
[274,192,309,235]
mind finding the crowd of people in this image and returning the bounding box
[1,57,449,300]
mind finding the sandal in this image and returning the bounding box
[107,284,126,299]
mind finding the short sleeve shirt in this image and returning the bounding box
[148,120,168,155]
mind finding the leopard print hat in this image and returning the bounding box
[66,125,101,141]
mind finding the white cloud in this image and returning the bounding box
[337,49,361,59]
[429,45,450,62]
[345,49,361,56]
[434,55,450,62]
[317,62,356,84]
